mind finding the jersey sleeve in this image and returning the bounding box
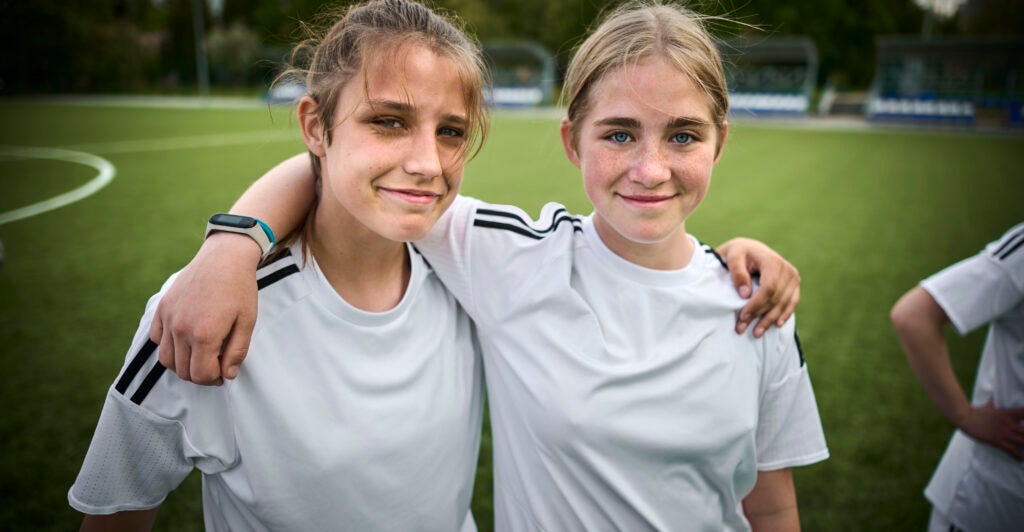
[754,317,829,471]
[921,223,1024,335]
[68,275,238,515]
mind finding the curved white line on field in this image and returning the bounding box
[0,146,116,226]
[70,129,299,155]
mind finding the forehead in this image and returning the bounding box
[353,44,470,115]
[586,56,713,124]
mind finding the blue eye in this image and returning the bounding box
[671,132,693,144]
[439,127,464,138]
[609,132,631,143]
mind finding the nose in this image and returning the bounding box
[403,129,443,180]
[627,140,671,188]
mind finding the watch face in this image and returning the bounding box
[210,213,257,229]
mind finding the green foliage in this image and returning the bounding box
[1,101,1022,530]
[3,0,1021,94]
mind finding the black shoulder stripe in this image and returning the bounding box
[474,215,582,239]
[130,363,167,405]
[257,264,299,290]
[476,207,582,236]
[474,219,543,240]
[794,330,805,367]
[996,234,1024,260]
[477,207,568,234]
[991,226,1024,255]
[115,339,158,394]
[700,242,728,270]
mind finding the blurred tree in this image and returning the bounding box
[1,0,1018,95]
[958,0,1024,35]
[207,21,262,85]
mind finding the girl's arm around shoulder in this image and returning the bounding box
[743,468,800,532]
[151,153,315,385]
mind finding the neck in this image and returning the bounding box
[593,216,694,270]
[308,203,410,313]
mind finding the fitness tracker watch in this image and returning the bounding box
[205,213,276,259]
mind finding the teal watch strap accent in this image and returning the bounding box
[256,219,276,248]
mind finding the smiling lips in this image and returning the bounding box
[617,193,678,208]
[379,186,443,206]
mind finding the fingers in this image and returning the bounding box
[158,318,176,373]
[189,331,224,386]
[172,324,193,382]
[777,286,800,327]
[737,284,775,336]
[727,253,753,300]
[999,441,1024,461]
[754,304,785,339]
[152,302,175,372]
[1004,406,1024,421]
[221,312,256,380]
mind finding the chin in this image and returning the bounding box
[618,222,681,245]
[381,220,434,243]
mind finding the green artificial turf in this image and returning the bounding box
[1,100,1021,530]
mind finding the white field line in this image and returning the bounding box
[69,129,300,155]
[0,128,301,225]
[0,146,116,226]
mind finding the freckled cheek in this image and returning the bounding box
[580,151,628,188]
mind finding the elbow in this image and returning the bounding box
[890,286,948,343]
[889,294,914,335]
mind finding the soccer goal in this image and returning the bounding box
[719,37,819,116]
[867,37,1024,126]
[482,41,556,108]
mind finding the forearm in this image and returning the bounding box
[890,287,971,426]
[80,508,159,532]
[229,153,317,245]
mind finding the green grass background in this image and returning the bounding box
[1,101,1022,530]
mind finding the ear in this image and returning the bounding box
[298,96,327,158]
[713,120,729,164]
[560,117,582,169]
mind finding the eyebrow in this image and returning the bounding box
[592,116,713,130]
[364,99,468,126]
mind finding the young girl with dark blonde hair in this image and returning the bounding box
[71,1,488,529]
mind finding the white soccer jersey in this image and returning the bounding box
[69,242,483,532]
[921,222,1024,531]
[417,197,829,531]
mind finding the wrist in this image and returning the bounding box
[949,402,974,430]
[205,213,275,259]
[203,231,264,268]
